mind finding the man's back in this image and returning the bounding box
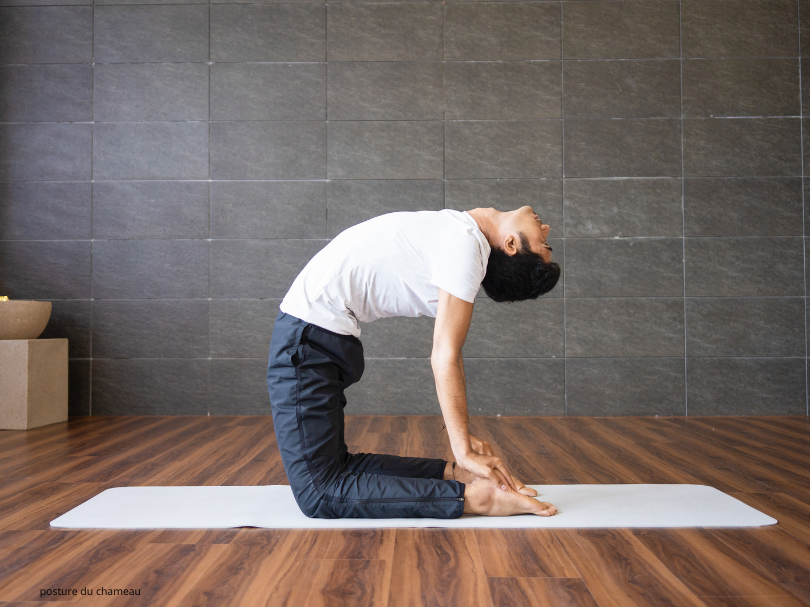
[279,209,491,338]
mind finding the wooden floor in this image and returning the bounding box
[1,416,809,606]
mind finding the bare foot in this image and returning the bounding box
[444,462,538,496]
[463,478,557,517]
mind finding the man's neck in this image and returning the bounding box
[466,208,500,248]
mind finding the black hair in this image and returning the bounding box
[481,232,561,302]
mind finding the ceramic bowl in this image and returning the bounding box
[0,300,52,340]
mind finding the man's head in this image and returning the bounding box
[476,206,561,302]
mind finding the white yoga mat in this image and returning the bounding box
[50,484,775,529]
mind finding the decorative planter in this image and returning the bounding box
[0,300,52,340]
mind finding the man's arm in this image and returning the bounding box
[431,288,517,490]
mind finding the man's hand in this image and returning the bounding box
[465,433,515,489]
[462,433,537,495]
[455,450,516,491]
[455,432,517,491]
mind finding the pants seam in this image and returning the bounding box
[294,350,327,500]
[347,467,444,474]
[323,496,465,504]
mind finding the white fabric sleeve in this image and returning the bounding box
[429,239,485,303]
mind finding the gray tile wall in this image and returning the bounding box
[1,0,807,417]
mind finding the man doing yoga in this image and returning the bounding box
[266,206,561,519]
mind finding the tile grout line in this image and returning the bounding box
[4,56,810,66]
[79,356,810,361]
[442,0,446,205]
[7,236,808,242]
[0,176,803,181]
[207,0,212,416]
[801,0,808,417]
[89,0,95,418]
[25,295,810,301]
[3,116,805,124]
[560,0,567,417]
[325,0,329,237]
[680,0,688,416]
[9,57,810,62]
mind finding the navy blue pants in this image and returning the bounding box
[267,311,465,519]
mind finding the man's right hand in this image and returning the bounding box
[455,450,517,492]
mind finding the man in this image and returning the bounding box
[266,206,561,519]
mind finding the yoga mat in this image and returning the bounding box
[50,484,775,529]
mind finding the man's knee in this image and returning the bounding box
[295,496,320,518]
[288,462,348,519]
[291,484,330,519]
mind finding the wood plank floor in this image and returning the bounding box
[0,415,809,606]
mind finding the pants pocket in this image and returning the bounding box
[291,342,306,366]
[290,325,312,366]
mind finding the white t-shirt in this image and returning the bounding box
[279,209,491,338]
